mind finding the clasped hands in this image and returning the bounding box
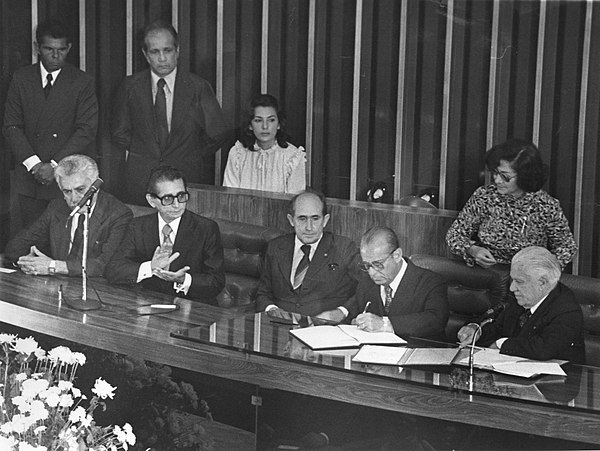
[151,246,189,284]
[17,246,52,275]
[30,162,55,186]
[468,245,497,269]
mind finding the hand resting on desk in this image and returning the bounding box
[17,245,52,275]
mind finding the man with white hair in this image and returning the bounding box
[4,154,132,277]
[458,246,585,363]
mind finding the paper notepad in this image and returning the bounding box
[353,346,459,366]
[289,325,406,350]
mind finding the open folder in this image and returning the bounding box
[352,345,567,378]
[289,324,406,350]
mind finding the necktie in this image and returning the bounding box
[384,285,393,314]
[161,224,173,256]
[517,309,531,332]
[68,215,85,259]
[155,78,169,151]
[44,73,53,98]
[293,245,311,289]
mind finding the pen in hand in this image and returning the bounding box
[363,301,372,314]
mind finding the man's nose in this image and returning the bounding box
[158,51,167,61]
[305,219,314,230]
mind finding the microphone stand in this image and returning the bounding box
[64,198,101,311]
[468,324,482,392]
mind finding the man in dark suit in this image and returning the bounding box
[327,226,448,340]
[458,246,585,363]
[256,190,363,317]
[4,155,131,277]
[3,19,98,230]
[111,20,229,205]
[105,166,225,303]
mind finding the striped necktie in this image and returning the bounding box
[293,245,311,289]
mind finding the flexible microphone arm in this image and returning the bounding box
[68,178,103,219]
[468,323,482,392]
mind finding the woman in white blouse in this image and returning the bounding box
[223,94,306,194]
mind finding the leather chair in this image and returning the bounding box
[409,254,510,342]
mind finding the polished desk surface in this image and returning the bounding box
[1,270,600,444]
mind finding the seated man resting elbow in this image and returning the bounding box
[457,246,585,363]
[4,154,132,277]
[105,165,225,303]
[322,226,449,340]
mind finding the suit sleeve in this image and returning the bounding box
[389,274,449,339]
[104,221,145,285]
[4,209,53,264]
[66,206,133,277]
[187,220,226,299]
[110,80,132,153]
[3,74,35,164]
[53,75,98,162]
[256,242,277,312]
[198,80,230,154]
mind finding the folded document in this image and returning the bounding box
[289,324,406,350]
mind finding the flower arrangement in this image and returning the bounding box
[0,333,136,450]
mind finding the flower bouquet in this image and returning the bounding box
[0,334,136,450]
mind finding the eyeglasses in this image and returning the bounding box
[150,191,189,206]
[358,250,396,272]
[491,169,517,183]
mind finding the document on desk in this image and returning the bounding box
[353,346,460,366]
[290,325,406,350]
[457,348,567,378]
[352,345,409,365]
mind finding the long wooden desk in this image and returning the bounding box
[1,270,600,445]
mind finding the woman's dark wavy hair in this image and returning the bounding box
[485,139,548,192]
[239,94,292,150]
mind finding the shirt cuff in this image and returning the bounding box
[137,261,153,282]
[496,337,508,349]
[23,155,42,172]
[265,304,278,312]
[174,273,192,295]
[382,317,395,333]
[337,306,349,318]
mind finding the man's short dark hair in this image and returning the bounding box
[288,189,328,217]
[142,20,179,51]
[36,19,71,44]
[146,165,186,194]
[485,139,548,192]
[361,226,400,253]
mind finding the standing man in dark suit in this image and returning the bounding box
[3,19,99,230]
[326,226,448,340]
[256,190,363,317]
[111,20,229,205]
[458,246,585,363]
[4,155,131,277]
[105,166,225,303]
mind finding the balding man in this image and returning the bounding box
[331,226,448,340]
[458,246,585,363]
[4,154,132,277]
[256,190,363,317]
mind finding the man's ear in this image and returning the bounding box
[392,247,403,262]
[146,194,156,208]
[286,214,294,228]
[322,213,331,229]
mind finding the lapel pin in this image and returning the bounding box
[329,263,339,271]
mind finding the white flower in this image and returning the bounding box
[58,380,73,392]
[0,421,13,434]
[59,394,73,408]
[34,348,46,360]
[15,373,27,382]
[72,352,86,365]
[29,400,48,421]
[33,425,46,434]
[123,423,136,445]
[43,390,60,408]
[92,378,116,400]
[0,333,16,344]
[0,394,4,406]
[21,378,49,399]
[47,346,73,364]
[68,406,86,423]
[71,387,81,398]
[12,337,40,356]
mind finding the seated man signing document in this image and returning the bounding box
[321,226,449,340]
[5,154,132,277]
[105,166,225,303]
[458,246,585,363]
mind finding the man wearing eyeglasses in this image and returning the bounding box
[256,190,364,317]
[105,165,225,302]
[329,226,448,339]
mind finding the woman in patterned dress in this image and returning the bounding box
[446,139,576,270]
[223,94,306,194]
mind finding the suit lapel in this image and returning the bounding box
[169,70,192,143]
[143,213,161,256]
[172,211,192,267]
[28,64,48,131]
[53,202,73,260]
[276,236,295,289]
[302,233,332,287]
[135,70,160,147]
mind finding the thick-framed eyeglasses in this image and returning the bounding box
[358,249,396,272]
[151,191,190,206]
[491,169,517,183]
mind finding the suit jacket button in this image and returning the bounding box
[52,133,58,138]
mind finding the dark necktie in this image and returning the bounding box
[161,224,173,270]
[517,309,532,332]
[384,285,393,314]
[44,73,53,98]
[155,78,169,151]
[293,245,311,289]
[68,215,85,259]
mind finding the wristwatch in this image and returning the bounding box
[48,260,56,275]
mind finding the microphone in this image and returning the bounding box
[478,302,505,325]
[68,178,103,219]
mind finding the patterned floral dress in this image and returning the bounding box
[446,185,577,268]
